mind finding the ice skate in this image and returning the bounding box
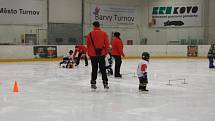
[139,85,148,92]
[103,84,109,89]
[114,74,122,78]
[91,84,97,89]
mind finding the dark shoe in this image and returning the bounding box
[139,85,143,90]
[91,84,97,89]
[85,64,88,66]
[115,74,122,78]
[139,88,149,91]
[139,85,148,91]
[140,88,149,91]
[209,66,215,69]
[104,84,109,89]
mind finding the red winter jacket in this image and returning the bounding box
[87,27,109,57]
[73,45,87,57]
[111,37,124,56]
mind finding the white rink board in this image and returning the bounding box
[0,45,210,59]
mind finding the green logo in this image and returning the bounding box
[153,7,172,14]
[152,6,198,15]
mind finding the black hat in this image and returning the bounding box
[114,32,120,37]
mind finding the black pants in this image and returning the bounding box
[113,55,122,76]
[90,56,108,85]
[209,57,214,68]
[59,57,69,65]
[76,53,88,66]
[138,72,148,86]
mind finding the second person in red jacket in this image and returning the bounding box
[73,45,88,66]
[111,32,125,78]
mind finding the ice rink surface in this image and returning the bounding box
[0,59,215,121]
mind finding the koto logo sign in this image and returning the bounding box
[149,4,201,27]
[152,6,198,15]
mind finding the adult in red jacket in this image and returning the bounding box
[111,32,125,78]
[86,21,110,89]
[73,45,88,66]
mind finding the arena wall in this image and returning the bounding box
[84,0,209,45]
[0,45,209,60]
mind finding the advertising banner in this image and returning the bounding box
[91,4,137,26]
[0,0,44,25]
[33,46,57,58]
[187,45,198,57]
[149,4,202,27]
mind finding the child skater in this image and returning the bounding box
[207,43,215,68]
[98,52,113,75]
[59,50,75,68]
[105,52,113,75]
[137,52,150,91]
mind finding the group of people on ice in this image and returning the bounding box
[59,21,150,92]
[59,21,215,92]
[59,45,114,75]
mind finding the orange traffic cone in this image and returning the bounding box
[13,81,19,92]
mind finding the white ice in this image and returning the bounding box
[0,59,215,121]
